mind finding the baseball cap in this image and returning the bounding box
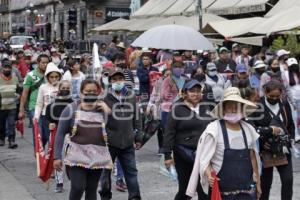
[206,62,217,71]
[236,64,247,73]
[218,47,229,54]
[277,49,290,58]
[108,69,125,81]
[232,43,239,48]
[1,59,12,68]
[253,60,267,69]
[183,79,202,90]
[287,58,298,67]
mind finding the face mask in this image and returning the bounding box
[255,68,265,75]
[116,63,127,69]
[223,113,243,124]
[3,70,11,77]
[271,67,280,73]
[83,93,98,103]
[112,82,125,92]
[290,65,299,72]
[172,68,184,77]
[267,97,280,105]
[208,70,217,77]
[59,90,70,97]
[261,56,266,61]
[102,77,109,86]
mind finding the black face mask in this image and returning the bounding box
[271,67,280,73]
[261,56,266,60]
[267,97,280,105]
[255,68,265,75]
[290,65,299,72]
[3,70,11,77]
[116,63,127,69]
[83,93,98,103]
[59,90,70,97]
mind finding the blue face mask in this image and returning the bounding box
[112,82,125,92]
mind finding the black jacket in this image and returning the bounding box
[249,98,295,149]
[45,98,73,124]
[104,89,142,149]
[136,65,158,96]
[163,100,213,160]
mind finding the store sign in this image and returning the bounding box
[105,7,131,22]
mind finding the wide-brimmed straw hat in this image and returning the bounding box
[211,87,257,118]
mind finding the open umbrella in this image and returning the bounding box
[131,24,214,51]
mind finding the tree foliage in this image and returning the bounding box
[271,30,300,57]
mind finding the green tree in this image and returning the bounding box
[271,30,300,57]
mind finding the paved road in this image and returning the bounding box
[0,119,300,200]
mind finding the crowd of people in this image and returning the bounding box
[0,37,299,200]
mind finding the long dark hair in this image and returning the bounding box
[288,64,300,86]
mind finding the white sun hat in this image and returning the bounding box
[211,87,257,118]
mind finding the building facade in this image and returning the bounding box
[0,0,10,38]
[7,0,131,42]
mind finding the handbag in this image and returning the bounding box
[261,150,288,168]
[141,114,161,146]
[176,145,196,163]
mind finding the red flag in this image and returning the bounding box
[34,121,57,182]
[16,119,24,137]
[211,171,222,200]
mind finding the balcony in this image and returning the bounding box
[0,4,9,13]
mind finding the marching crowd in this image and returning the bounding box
[0,38,300,200]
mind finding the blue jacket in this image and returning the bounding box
[137,65,158,97]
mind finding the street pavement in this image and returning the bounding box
[0,119,300,200]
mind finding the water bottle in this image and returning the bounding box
[291,142,300,160]
[250,183,257,199]
[169,164,178,181]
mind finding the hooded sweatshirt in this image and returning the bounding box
[34,63,62,119]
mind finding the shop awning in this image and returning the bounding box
[207,0,268,15]
[132,0,270,18]
[265,0,300,17]
[252,6,300,35]
[90,18,129,33]
[203,17,264,37]
[90,14,225,33]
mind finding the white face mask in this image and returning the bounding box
[208,70,217,77]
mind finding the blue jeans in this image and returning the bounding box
[116,159,124,181]
[0,109,17,141]
[99,146,141,200]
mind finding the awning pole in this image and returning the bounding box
[197,0,203,33]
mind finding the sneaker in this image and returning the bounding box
[0,140,5,146]
[115,180,127,192]
[54,183,64,193]
[8,141,18,149]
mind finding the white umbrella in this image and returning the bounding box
[131,24,214,50]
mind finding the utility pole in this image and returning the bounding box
[197,0,202,32]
